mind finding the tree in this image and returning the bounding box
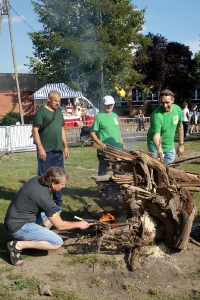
[135,33,197,100]
[28,0,150,103]
[165,42,196,99]
[193,52,200,87]
[135,33,167,91]
[1,110,20,126]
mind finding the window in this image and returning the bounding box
[132,89,143,101]
[191,89,200,100]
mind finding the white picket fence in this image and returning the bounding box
[0,117,150,153]
[0,125,36,153]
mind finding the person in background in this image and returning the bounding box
[32,90,70,208]
[136,109,146,131]
[5,167,90,266]
[147,89,184,164]
[189,104,199,134]
[182,102,190,138]
[66,99,74,115]
[59,105,66,116]
[90,95,125,175]
[74,100,82,117]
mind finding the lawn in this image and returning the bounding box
[1,139,200,224]
[0,141,200,300]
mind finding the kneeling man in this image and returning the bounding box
[4,166,90,266]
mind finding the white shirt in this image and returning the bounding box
[75,106,82,116]
[182,107,189,122]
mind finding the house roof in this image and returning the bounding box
[32,83,82,99]
[0,73,47,93]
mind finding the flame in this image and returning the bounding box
[100,212,115,222]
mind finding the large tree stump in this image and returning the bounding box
[92,146,197,251]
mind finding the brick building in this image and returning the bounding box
[0,74,47,124]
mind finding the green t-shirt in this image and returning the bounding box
[147,104,182,152]
[91,112,123,155]
[33,106,65,152]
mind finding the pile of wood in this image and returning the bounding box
[91,143,199,255]
[111,174,134,185]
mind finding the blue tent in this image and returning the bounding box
[32,83,82,99]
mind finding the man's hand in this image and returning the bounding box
[156,151,165,161]
[177,144,184,157]
[64,147,70,159]
[38,147,47,161]
[98,141,107,149]
[78,220,90,230]
[90,131,106,149]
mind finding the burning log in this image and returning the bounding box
[91,143,197,254]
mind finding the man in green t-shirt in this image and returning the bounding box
[32,90,70,207]
[147,89,184,164]
[90,95,125,175]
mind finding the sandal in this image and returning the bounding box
[7,241,23,266]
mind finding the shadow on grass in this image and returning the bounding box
[0,186,16,202]
[188,161,200,166]
[0,224,14,264]
[62,186,99,206]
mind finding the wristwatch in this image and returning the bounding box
[179,142,184,145]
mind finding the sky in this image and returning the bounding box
[0,0,200,74]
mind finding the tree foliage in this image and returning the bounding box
[193,52,200,87]
[28,0,150,100]
[135,33,199,100]
[1,110,20,126]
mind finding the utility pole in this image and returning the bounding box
[1,0,24,124]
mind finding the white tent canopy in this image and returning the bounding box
[32,83,82,99]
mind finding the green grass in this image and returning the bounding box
[189,268,200,280]
[10,276,41,292]
[122,281,137,292]
[90,277,105,287]
[1,141,200,229]
[0,142,200,300]
[63,252,119,270]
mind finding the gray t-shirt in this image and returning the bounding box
[4,176,56,233]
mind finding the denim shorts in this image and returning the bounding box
[9,222,63,246]
[148,147,176,164]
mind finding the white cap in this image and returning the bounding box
[102,95,115,105]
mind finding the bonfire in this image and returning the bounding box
[89,143,199,270]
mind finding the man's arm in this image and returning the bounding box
[152,132,164,160]
[90,130,107,149]
[32,126,47,160]
[153,132,162,152]
[62,127,70,159]
[119,133,126,149]
[177,123,184,156]
[48,214,90,231]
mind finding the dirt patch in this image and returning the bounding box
[2,230,200,300]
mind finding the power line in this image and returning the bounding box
[10,4,36,32]
[1,0,24,124]
[0,15,2,33]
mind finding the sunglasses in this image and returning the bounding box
[160,92,174,97]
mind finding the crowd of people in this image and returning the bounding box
[5,88,198,266]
